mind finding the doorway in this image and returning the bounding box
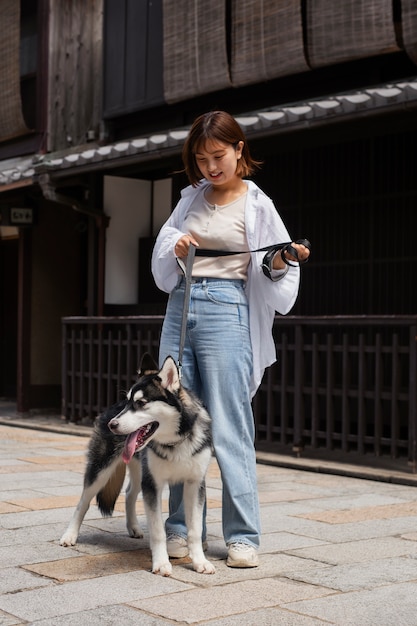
[0,237,18,397]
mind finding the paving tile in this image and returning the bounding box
[299,501,417,524]
[1,428,64,446]
[52,440,89,449]
[402,532,417,541]
[21,455,86,465]
[6,495,82,510]
[0,567,54,594]
[169,552,322,587]
[0,470,85,488]
[0,459,28,466]
[0,542,81,568]
[271,510,417,543]
[257,479,344,498]
[23,442,77,451]
[0,571,191,622]
[0,501,27,514]
[0,523,75,547]
[299,492,407,512]
[27,485,91,497]
[260,499,323,517]
[60,525,149,553]
[0,486,57,499]
[284,581,417,625]
[0,512,105,547]
[206,460,221,478]
[383,486,417,501]
[286,555,417,592]
[203,607,328,625]
[131,578,333,624]
[287,536,417,565]
[0,463,63,474]
[0,610,22,626]
[0,505,98,529]
[24,549,153,581]
[280,472,354,487]
[70,514,144,545]
[258,489,320,503]
[260,531,325,552]
[33,604,170,625]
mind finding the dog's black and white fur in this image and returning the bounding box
[60,355,215,576]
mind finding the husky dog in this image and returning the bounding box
[60,355,215,576]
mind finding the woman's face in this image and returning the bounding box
[194,139,244,187]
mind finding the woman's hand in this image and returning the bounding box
[174,234,199,259]
[272,242,311,270]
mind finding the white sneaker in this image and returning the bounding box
[167,534,188,558]
[167,534,208,558]
[226,542,259,568]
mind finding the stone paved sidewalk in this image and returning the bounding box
[1,417,417,625]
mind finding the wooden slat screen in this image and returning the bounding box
[163,0,231,104]
[48,0,103,152]
[62,315,417,472]
[306,0,399,68]
[0,0,29,141]
[231,0,309,87]
[402,0,417,64]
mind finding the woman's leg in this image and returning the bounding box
[158,282,203,542]
[191,280,261,548]
[159,279,260,549]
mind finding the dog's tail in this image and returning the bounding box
[96,460,126,516]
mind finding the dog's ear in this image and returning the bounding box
[138,353,158,377]
[158,356,180,393]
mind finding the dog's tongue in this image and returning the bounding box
[122,430,140,464]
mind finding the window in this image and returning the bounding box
[103,0,164,117]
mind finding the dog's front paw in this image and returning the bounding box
[152,560,173,577]
[59,531,78,546]
[193,558,216,574]
[127,524,144,539]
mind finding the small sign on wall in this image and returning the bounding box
[10,207,34,226]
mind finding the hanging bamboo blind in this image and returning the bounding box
[402,0,417,64]
[0,0,30,141]
[231,0,308,87]
[306,0,399,68]
[163,0,231,104]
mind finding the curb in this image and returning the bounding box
[2,416,417,487]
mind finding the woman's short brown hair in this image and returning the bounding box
[182,111,261,186]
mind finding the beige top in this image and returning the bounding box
[182,190,250,280]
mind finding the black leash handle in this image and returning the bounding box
[261,239,311,279]
[280,238,311,265]
[195,238,311,280]
[195,238,311,263]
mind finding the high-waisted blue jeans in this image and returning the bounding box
[159,277,261,548]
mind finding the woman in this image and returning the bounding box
[151,111,309,568]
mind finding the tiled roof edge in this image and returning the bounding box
[1,78,416,188]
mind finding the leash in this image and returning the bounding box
[196,238,311,277]
[176,238,311,377]
[177,243,197,379]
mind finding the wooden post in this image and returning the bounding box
[17,230,32,413]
